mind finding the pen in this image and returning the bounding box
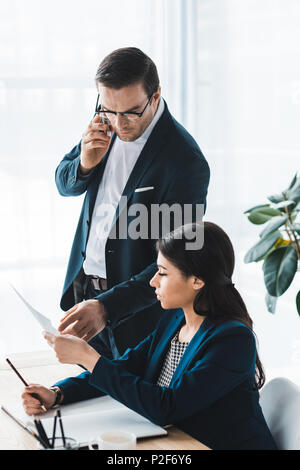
[57,409,66,447]
[51,409,58,448]
[6,358,47,412]
[34,418,51,448]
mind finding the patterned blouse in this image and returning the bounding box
[156,329,189,388]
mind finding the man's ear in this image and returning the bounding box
[193,277,205,291]
[152,86,161,102]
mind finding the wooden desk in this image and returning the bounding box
[0,351,209,450]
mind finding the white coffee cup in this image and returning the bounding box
[88,431,136,450]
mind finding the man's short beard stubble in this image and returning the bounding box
[115,126,143,142]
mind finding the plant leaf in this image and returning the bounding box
[287,173,298,191]
[263,245,298,296]
[244,230,281,263]
[244,204,270,215]
[259,215,288,238]
[297,290,300,316]
[255,236,293,261]
[265,292,278,314]
[247,207,282,225]
[267,193,285,204]
[272,200,296,211]
[286,176,300,204]
[294,223,300,236]
[288,173,300,190]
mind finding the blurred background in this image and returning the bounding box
[0,0,299,384]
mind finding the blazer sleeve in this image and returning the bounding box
[88,326,256,426]
[55,142,98,197]
[164,153,210,212]
[53,330,156,405]
[97,263,158,328]
[97,156,210,327]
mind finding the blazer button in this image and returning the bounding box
[81,251,85,257]
[107,250,115,254]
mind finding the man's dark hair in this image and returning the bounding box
[95,47,159,97]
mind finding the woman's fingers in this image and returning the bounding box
[43,331,56,346]
[23,404,47,416]
[22,390,47,416]
[22,394,40,406]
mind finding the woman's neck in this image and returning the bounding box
[182,305,206,332]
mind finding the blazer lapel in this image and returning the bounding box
[145,310,185,382]
[170,318,214,386]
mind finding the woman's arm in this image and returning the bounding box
[47,329,157,405]
[87,326,256,426]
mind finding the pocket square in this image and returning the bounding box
[135,186,154,193]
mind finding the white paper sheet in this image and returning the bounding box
[10,283,58,335]
[2,395,168,446]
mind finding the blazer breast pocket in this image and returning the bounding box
[134,186,155,193]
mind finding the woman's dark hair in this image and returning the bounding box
[156,221,265,390]
[95,47,160,97]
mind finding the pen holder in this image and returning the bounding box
[38,437,80,450]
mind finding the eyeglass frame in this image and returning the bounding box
[94,93,154,121]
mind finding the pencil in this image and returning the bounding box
[6,358,47,412]
[57,409,66,447]
[6,358,28,386]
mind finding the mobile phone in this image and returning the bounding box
[98,116,112,136]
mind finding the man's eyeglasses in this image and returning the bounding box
[95,94,153,123]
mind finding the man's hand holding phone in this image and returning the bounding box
[80,114,112,175]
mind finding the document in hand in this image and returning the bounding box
[10,283,58,335]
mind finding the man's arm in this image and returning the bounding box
[55,142,95,197]
[97,263,158,328]
[55,114,112,197]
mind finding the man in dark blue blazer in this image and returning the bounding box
[55,47,210,358]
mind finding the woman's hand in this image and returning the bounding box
[43,332,100,372]
[22,384,56,415]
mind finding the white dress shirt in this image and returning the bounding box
[83,98,165,277]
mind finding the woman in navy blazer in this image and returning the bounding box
[22,222,277,450]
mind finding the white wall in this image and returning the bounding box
[194,0,300,384]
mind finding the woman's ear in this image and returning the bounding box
[193,277,205,291]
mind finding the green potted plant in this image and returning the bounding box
[244,172,300,315]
